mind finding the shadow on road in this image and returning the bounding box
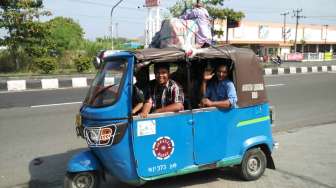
[28,148,86,188]
[98,167,244,188]
[27,148,244,188]
[134,168,243,188]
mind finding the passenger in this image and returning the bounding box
[200,63,237,108]
[140,63,184,118]
[132,71,147,115]
[180,2,212,48]
[132,85,144,115]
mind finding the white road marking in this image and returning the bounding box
[41,79,59,89]
[278,68,284,74]
[7,80,26,91]
[266,84,286,87]
[301,67,308,73]
[72,77,87,88]
[31,101,82,108]
[265,68,272,75]
[29,84,285,108]
[289,67,296,74]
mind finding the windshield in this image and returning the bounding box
[84,58,128,107]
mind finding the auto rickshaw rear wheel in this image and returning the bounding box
[64,171,99,188]
[239,147,266,181]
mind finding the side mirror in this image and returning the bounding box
[92,50,106,70]
[92,56,101,70]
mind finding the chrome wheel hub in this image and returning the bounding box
[73,173,94,188]
[247,157,260,175]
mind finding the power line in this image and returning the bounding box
[47,8,144,23]
[67,0,145,11]
[305,15,336,18]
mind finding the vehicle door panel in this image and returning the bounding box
[132,111,194,178]
[192,107,240,164]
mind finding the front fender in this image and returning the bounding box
[67,150,101,172]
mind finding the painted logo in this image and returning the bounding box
[152,136,175,160]
[99,127,114,144]
[84,125,116,147]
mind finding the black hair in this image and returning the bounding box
[154,63,170,73]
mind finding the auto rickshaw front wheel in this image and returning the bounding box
[239,147,266,181]
[64,171,100,188]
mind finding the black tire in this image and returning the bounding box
[239,147,266,181]
[64,171,100,188]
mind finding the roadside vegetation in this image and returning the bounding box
[1,0,242,75]
[0,0,142,75]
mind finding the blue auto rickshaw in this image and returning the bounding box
[65,46,276,188]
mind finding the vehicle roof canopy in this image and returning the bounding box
[134,46,267,107]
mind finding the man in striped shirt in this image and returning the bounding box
[140,63,184,118]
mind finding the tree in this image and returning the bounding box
[0,0,51,70]
[47,17,84,55]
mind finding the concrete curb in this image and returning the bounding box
[0,77,94,92]
[263,65,336,75]
[1,65,336,92]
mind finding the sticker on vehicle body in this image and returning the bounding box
[252,91,258,99]
[242,83,264,92]
[242,84,253,92]
[253,84,264,91]
[152,136,175,160]
[137,120,156,136]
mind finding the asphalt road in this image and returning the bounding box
[1,72,336,129]
[0,72,336,188]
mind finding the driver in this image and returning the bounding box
[140,63,184,118]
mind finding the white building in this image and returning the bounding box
[214,20,336,60]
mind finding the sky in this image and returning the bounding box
[3,0,336,40]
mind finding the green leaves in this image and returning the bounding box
[35,56,57,74]
[47,17,84,54]
[74,55,92,73]
[0,0,52,70]
[207,7,244,20]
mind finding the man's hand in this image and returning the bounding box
[203,70,214,81]
[140,102,152,118]
[139,111,148,118]
[201,98,213,107]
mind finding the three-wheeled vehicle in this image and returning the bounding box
[65,46,276,188]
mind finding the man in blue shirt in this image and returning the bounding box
[200,63,238,108]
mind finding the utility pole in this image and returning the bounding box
[323,24,328,61]
[292,9,305,53]
[281,12,290,44]
[110,0,124,50]
[115,22,119,39]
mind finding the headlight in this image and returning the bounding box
[75,114,84,138]
[75,114,82,127]
[84,125,116,147]
[87,128,101,144]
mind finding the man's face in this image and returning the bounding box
[216,65,228,81]
[155,67,169,85]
